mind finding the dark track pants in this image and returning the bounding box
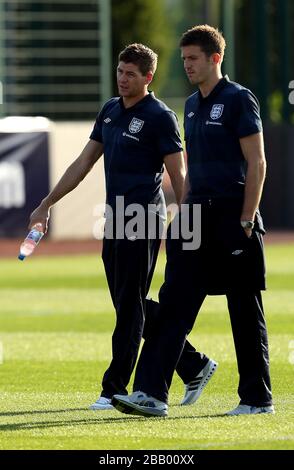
[101,237,208,398]
[133,287,272,406]
[133,201,272,405]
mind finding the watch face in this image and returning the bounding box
[241,221,254,229]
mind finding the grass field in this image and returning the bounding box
[0,243,293,450]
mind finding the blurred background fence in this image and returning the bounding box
[0,0,293,239]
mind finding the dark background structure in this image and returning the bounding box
[0,0,293,228]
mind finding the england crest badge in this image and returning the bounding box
[210,104,224,120]
[129,117,144,134]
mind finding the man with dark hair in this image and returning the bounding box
[29,43,214,411]
[112,26,274,417]
[119,43,158,75]
[180,24,226,57]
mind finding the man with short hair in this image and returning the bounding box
[29,43,214,410]
[112,27,274,417]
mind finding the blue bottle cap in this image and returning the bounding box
[18,254,25,261]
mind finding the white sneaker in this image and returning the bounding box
[226,404,275,416]
[112,391,168,417]
[181,359,218,405]
[89,396,113,410]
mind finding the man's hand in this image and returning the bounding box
[29,201,51,233]
[243,227,253,238]
[240,220,254,239]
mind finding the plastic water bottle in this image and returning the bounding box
[18,223,44,261]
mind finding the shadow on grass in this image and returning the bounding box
[0,411,228,432]
[0,408,88,417]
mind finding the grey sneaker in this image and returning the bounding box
[181,359,218,406]
[89,396,113,410]
[112,391,168,417]
[226,404,275,416]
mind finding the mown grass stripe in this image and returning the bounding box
[0,333,292,362]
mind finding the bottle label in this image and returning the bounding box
[27,229,43,244]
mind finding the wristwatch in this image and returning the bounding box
[240,220,255,229]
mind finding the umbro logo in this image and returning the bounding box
[232,250,243,255]
[187,112,195,118]
[127,235,137,241]
[104,117,111,123]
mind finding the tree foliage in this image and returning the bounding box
[111,0,173,95]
